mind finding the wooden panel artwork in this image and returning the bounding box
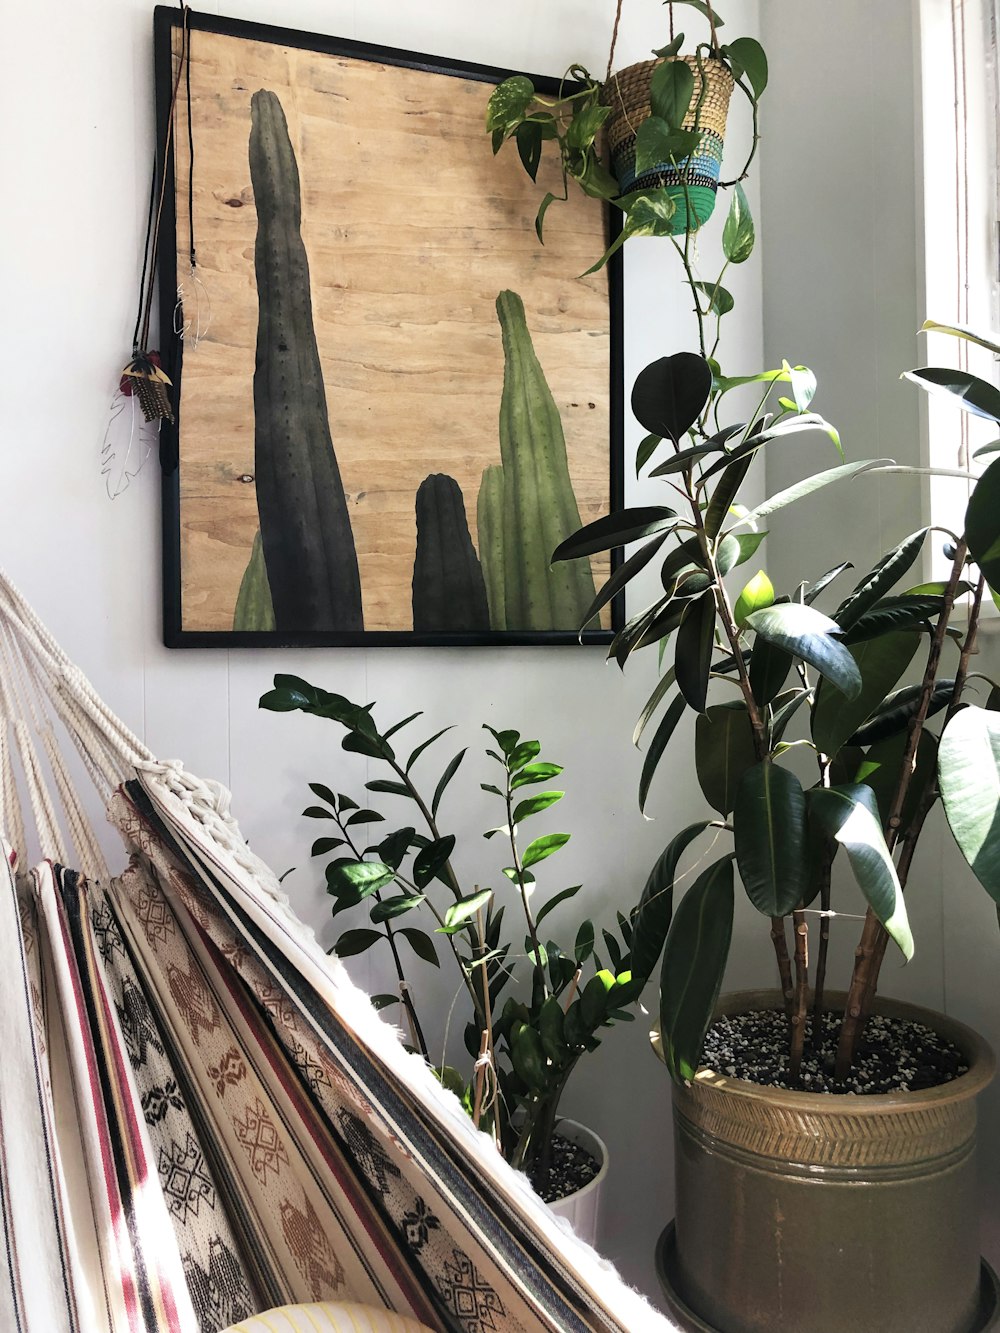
[157,11,621,645]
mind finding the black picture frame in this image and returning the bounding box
[154,7,624,649]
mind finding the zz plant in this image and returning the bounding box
[260,677,642,1186]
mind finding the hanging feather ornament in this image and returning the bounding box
[120,351,174,423]
[102,3,197,497]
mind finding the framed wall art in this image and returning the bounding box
[154,8,623,647]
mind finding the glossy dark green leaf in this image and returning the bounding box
[370,994,400,1011]
[715,534,743,578]
[904,367,1000,425]
[535,190,557,242]
[671,0,725,24]
[733,761,808,915]
[370,894,423,923]
[307,781,338,808]
[631,353,713,443]
[538,995,568,1063]
[344,808,385,827]
[635,117,700,173]
[804,561,854,605]
[511,761,564,791]
[578,532,670,630]
[383,711,423,740]
[746,603,862,699]
[575,919,595,964]
[342,730,390,759]
[311,836,346,857]
[939,706,1000,902]
[512,791,563,822]
[398,927,440,967]
[522,832,571,868]
[406,726,454,773]
[659,856,735,1083]
[535,884,582,927]
[633,666,677,748]
[704,454,753,538]
[515,119,542,179]
[302,806,336,820]
[377,826,416,870]
[551,506,679,561]
[808,785,913,958]
[675,591,717,714]
[581,971,616,1029]
[639,693,688,814]
[769,686,810,744]
[441,887,494,933]
[733,531,768,567]
[843,594,944,643]
[694,280,735,317]
[695,702,757,815]
[511,1024,549,1090]
[834,529,929,631]
[432,750,466,818]
[366,779,411,798]
[636,433,663,474]
[724,37,768,96]
[649,444,722,478]
[327,860,395,896]
[857,729,938,837]
[748,635,792,707]
[848,679,956,745]
[741,460,891,527]
[413,835,456,889]
[649,58,695,128]
[721,183,754,264]
[631,821,713,980]
[812,631,919,758]
[335,928,384,958]
[965,457,1000,593]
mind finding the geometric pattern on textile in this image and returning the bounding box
[115,973,164,1068]
[280,1194,347,1298]
[336,1109,402,1199]
[182,1237,255,1330]
[167,957,222,1047]
[234,1097,290,1185]
[439,1251,507,1333]
[401,1198,442,1256]
[143,1079,185,1126]
[159,1131,217,1223]
[208,1046,248,1099]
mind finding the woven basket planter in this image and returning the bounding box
[603,55,734,233]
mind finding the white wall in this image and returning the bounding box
[759,0,1000,1264]
[0,0,763,1309]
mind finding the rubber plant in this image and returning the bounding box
[259,676,643,1189]
[552,299,1000,1082]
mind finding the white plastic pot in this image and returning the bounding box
[545,1118,609,1248]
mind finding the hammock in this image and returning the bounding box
[0,571,672,1333]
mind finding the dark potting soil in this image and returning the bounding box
[701,1008,968,1095]
[538,1132,601,1203]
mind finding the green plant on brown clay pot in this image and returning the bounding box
[259,677,644,1224]
[488,2,1000,1320]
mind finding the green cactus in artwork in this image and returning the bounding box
[412,474,490,633]
[233,531,276,631]
[489,290,597,631]
[249,89,363,632]
[477,464,507,630]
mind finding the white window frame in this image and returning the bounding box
[917,0,1000,590]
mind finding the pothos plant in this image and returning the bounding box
[548,316,1000,1084]
[485,0,766,265]
[259,675,643,1187]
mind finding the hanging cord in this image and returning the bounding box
[606,0,625,82]
[135,3,192,353]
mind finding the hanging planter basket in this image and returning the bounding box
[603,55,734,234]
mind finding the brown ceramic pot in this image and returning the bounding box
[659,990,996,1333]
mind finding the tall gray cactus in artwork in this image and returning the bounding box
[249,89,363,632]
